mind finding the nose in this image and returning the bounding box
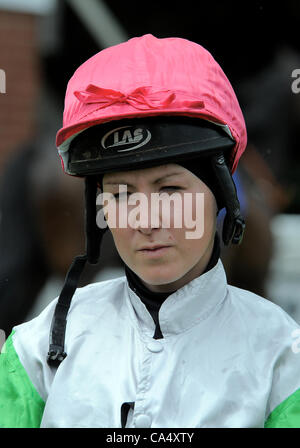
[129,192,161,234]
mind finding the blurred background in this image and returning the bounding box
[0,0,299,337]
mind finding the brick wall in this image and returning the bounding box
[0,9,40,172]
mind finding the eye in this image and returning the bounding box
[113,191,131,200]
[160,186,182,193]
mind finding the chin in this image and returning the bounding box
[137,265,184,286]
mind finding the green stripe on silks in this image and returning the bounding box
[265,388,300,428]
[0,332,45,428]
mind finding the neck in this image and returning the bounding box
[144,233,217,293]
[125,233,221,339]
[125,232,220,297]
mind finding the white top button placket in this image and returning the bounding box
[131,338,164,428]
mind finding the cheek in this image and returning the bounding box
[109,227,132,262]
[171,227,206,258]
[172,191,215,238]
[189,190,216,221]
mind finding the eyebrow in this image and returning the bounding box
[103,172,184,187]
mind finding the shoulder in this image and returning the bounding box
[11,275,127,399]
[15,274,127,334]
[223,283,300,361]
[69,275,127,310]
[226,283,299,332]
[13,274,128,345]
[226,284,300,425]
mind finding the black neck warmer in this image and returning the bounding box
[125,232,221,339]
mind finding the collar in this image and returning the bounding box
[124,232,221,338]
[125,258,228,338]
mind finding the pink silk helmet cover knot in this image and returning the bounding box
[56,34,247,174]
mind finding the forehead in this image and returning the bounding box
[103,163,187,183]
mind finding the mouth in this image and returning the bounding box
[137,245,173,258]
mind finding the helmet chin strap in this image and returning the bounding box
[211,154,245,246]
[47,177,106,367]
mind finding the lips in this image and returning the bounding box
[136,244,173,258]
[138,244,171,251]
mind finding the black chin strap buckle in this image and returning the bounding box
[46,255,88,367]
[47,346,67,367]
[212,153,246,247]
[230,215,246,245]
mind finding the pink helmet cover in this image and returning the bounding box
[56,34,247,174]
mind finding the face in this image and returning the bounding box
[102,163,217,292]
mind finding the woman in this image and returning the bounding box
[1,34,300,428]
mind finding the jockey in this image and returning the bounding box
[1,34,300,428]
